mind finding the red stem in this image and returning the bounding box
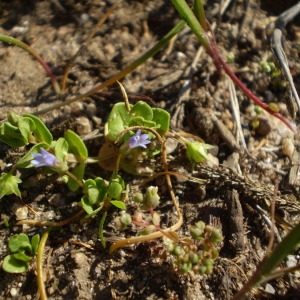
[208,37,295,132]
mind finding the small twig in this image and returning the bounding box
[116,81,131,112]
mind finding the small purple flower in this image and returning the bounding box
[31,148,58,167]
[128,129,151,149]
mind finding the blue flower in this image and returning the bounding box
[31,148,58,167]
[128,129,151,149]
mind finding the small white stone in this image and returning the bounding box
[10,287,18,297]
[14,206,28,220]
[75,116,92,135]
[265,283,275,294]
[286,255,297,268]
[71,251,87,266]
[281,137,294,158]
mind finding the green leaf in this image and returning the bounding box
[13,252,33,263]
[16,143,49,168]
[129,101,153,120]
[107,181,123,200]
[23,114,53,144]
[0,122,28,147]
[128,116,157,128]
[106,101,171,143]
[31,234,40,257]
[8,234,31,252]
[106,102,132,142]
[53,137,69,161]
[152,108,170,133]
[99,212,107,249]
[83,178,107,205]
[108,175,125,200]
[64,130,88,160]
[259,221,300,281]
[110,200,126,210]
[0,173,22,199]
[95,178,108,202]
[84,179,99,205]
[67,162,86,191]
[2,254,29,273]
[81,195,94,215]
[17,117,35,143]
[7,112,21,126]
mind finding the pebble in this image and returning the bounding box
[254,118,271,136]
[14,205,28,220]
[286,255,297,268]
[281,137,294,158]
[75,116,92,135]
[71,251,88,266]
[10,287,18,297]
[265,283,275,294]
[86,103,97,115]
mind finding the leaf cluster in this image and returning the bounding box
[2,233,40,273]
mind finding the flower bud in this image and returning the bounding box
[190,221,205,240]
[180,262,192,273]
[209,228,223,243]
[211,247,219,259]
[120,213,132,226]
[143,186,160,209]
[163,239,175,252]
[133,211,144,223]
[186,141,214,165]
[113,216,124,231]
[133,192,144,204]
[152,212,160,226]
[173,245,184,257]
[189,253,199,264]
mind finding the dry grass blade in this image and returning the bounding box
[228,79,253,157]
[271,2,300,117]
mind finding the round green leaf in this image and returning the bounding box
[2,255,29,273]
[107,181,123,200]
[8,233,30,252]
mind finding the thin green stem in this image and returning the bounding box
[170,0,211,52]
[65,170,84,188]
[37,228,51,300]
[0,34,60,94]
[99,212,107,249]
